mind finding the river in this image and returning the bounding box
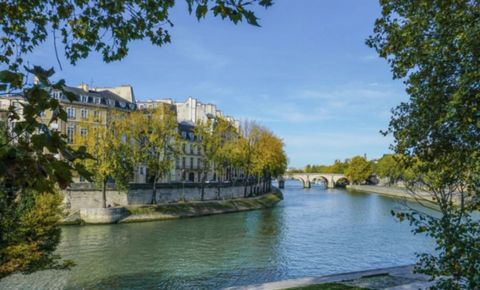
[0,180,434,289]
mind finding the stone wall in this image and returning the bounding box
[64,182,269,209]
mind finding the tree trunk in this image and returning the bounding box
[102,178,107,208]
[243,169,250,198]
[201,169,206,201]
[151,174,158,204]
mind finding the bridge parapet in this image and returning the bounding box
[278,173,349,189]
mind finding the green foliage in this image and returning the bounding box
[368,1,480,288]
[0,0,272,70]
[293,160,348,174]
[375,154,405,185]
[345,156,373,185]
[0,191,74,278]
[0,69,91,277]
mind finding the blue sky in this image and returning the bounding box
[26,1,408,168]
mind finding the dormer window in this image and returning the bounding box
[188,132,194,140]
[181,131,187,139]
[94,97,101,104]
[119,101,126,108]
[108,99,115,106]
[80,95,88,102]
[52,91,63,99]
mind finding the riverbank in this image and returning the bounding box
[346,185,435,204]
[226,265,434,290]
[60,188,283,225]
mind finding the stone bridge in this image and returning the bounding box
[278,173,349,189]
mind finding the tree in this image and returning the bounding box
[230,120,262,197]
[375,154,405,185]
[1,0,272,277]
[368,1,480,288]
[123,105,179,204]
[194,117,231,200]
[251,127,287,193]
[76,110,132,208]
[0,68,90,278]
[345,156,373,185]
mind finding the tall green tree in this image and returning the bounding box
[123,105,179,204]
[345,156,373,185]
[368,1,480,288]
[375,154,405,185]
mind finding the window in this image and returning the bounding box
[80,127,87,137]
[181,131,187,139]
[80,95,88,102]
[39,111,46,117]
[182,143,186,153]
[52,91,63,99]
[190,157,194,169]
[190,144,194,154]
[79,175,86,182]
[93,111,101,121]
[182,157,186,168]
[94,97,101,104]
[108,99,115,106]
[188,132,194,140]
[176,157,180,168]
[67,126,75,144]
[80,108,88,119]
[140,167,144,175]
[67,107,75,119]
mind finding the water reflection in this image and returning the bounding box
[0,180,433,289]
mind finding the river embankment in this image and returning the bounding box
[61,188,283,225]
[346,185,435,204]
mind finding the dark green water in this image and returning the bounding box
[0,181,433,289]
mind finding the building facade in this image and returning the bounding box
[1,86,240,185]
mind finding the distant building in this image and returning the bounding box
[137,97,240,130]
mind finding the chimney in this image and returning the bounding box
[79,83,89,92]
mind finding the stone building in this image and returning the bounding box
[137,97,241,184]
[0,84,138,182]
[1,87,241,185]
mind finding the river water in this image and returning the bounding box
[1,181,434,289]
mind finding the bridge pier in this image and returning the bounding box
[303,180,311,188]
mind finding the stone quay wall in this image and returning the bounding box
[64,181,270,210]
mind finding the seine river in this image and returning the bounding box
[1,180,434,289]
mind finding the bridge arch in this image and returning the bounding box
[279,173,350,189]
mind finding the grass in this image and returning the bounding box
[286,282,368,290]
[124,192,282,220]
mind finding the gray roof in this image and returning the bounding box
[62,86,136,110]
